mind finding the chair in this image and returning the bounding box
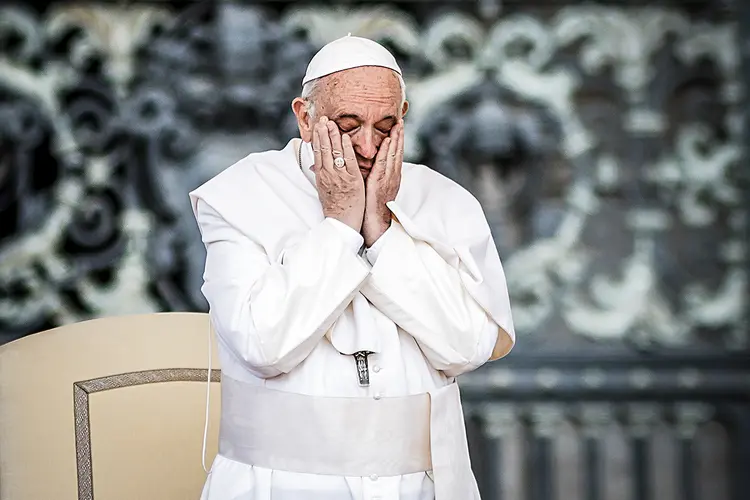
[0,312,222,500]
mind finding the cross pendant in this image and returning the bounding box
[353,351,372,387]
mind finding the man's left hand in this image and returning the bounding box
[362,120,404,247]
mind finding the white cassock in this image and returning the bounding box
[189,138,515,500]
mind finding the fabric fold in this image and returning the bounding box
[429,383,481,500]
[386,199,515,358]
[326,292,382,355]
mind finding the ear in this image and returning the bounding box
[401,100,409,119]
[292,97,313,142]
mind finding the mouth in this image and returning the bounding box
[357,157,373,177]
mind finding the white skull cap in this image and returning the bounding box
[302,34,402,86]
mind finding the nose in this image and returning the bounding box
[352,129,379,161]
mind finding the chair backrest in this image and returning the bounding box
[0,312,222,500]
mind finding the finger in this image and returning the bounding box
[327,120,345,169]
[395,122,404,176]
[386,126,399,176]
[311,128,322,174]
[317,117,334,172]
[341,134,358,177]
[373,137,390,176]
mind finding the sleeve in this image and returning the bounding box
[360,199,515,377]
[195,199,371,378]
[364,225,392,265]
[327,217,366,253]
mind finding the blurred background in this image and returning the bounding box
[0,0,747,499]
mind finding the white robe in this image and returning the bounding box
[189,138,515,500]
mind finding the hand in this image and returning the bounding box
[362,120,404,247]
[312,116,366,233]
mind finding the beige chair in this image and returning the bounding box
[0,312,222,500]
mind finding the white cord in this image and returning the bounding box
[201,316,212,474]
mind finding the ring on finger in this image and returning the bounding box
[334,157,346,168]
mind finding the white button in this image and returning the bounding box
[370,474,379,481]
[373,365,381,373]
[373,393,382,400]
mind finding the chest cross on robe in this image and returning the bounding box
[353,351,373,387]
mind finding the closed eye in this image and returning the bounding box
[335,116,360,134]
[375,117,397,134]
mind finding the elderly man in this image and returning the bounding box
[190,35,515,500]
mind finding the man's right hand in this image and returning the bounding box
[312,116,365,233]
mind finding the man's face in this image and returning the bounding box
[313,67,405,180]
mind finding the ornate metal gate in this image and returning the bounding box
[0,1,747,498]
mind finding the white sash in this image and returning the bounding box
[218,375,481,499]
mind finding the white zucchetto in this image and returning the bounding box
[302,34,402,86]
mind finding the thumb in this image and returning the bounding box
[372,138,391,177]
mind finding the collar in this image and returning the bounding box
[298,139,316,187]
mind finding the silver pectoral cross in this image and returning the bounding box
[353,351,373,387]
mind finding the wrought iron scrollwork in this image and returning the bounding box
[0,2,745,353]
